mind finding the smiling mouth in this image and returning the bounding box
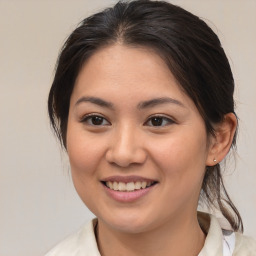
[102,181,157,192]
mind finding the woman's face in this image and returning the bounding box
[67,44,213,233]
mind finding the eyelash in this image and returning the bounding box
[80,114,175,127]
[80,114,110,126]
[144,115,175,127]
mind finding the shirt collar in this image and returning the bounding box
[198,211,224,256]
[80,212,225,256]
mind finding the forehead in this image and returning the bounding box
[76,44,173,84]
[71,44,195,110]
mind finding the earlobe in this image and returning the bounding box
[206,113,237,166]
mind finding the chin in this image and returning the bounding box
[99,211,158,234]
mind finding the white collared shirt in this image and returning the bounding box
[45,212,256,256]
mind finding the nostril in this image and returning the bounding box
[105,147,147,168]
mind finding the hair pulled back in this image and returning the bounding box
[48,0,243,232]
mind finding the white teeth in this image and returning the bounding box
[113,181,118,191]
[106,181,113,189]
[118,182,126,191]
[141,181,147,189]
[126,182,135,191]
[135,181,141,190]
[105,181,155,191]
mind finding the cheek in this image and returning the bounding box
[154,135,208,211]
[66,125,104,180]
[149,129,208,186]
[153,132,207,162]
[66,127,106,209]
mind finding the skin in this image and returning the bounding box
[66,44,237,256]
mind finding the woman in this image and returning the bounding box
[46,0,256,255]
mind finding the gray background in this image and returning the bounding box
[0,0,255,255]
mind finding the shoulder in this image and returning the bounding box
[233,232,256,255]
[45,230,82,256]
[198,211,256,255]
[45,219,100,256]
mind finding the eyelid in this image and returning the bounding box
[144,114,176,127]
[80,113,111,126]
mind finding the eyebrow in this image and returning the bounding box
[137,97,185,109]
[75,96,114,109]
[75,96,185,109]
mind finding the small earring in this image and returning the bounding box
[213,158,217,163]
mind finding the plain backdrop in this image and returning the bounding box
[0,0,255,255]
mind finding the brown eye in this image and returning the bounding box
[91,116,104,125]
[81,115,110,126]
[145,116,174,127]
[151,117,164,126]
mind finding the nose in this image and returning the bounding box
[105,124,147,168]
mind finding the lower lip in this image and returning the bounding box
[102,184,156,203]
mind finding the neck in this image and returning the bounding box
[96,212,205,256]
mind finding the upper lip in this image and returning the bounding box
[101,175,158,183]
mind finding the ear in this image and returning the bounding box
[206,113,237,166]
